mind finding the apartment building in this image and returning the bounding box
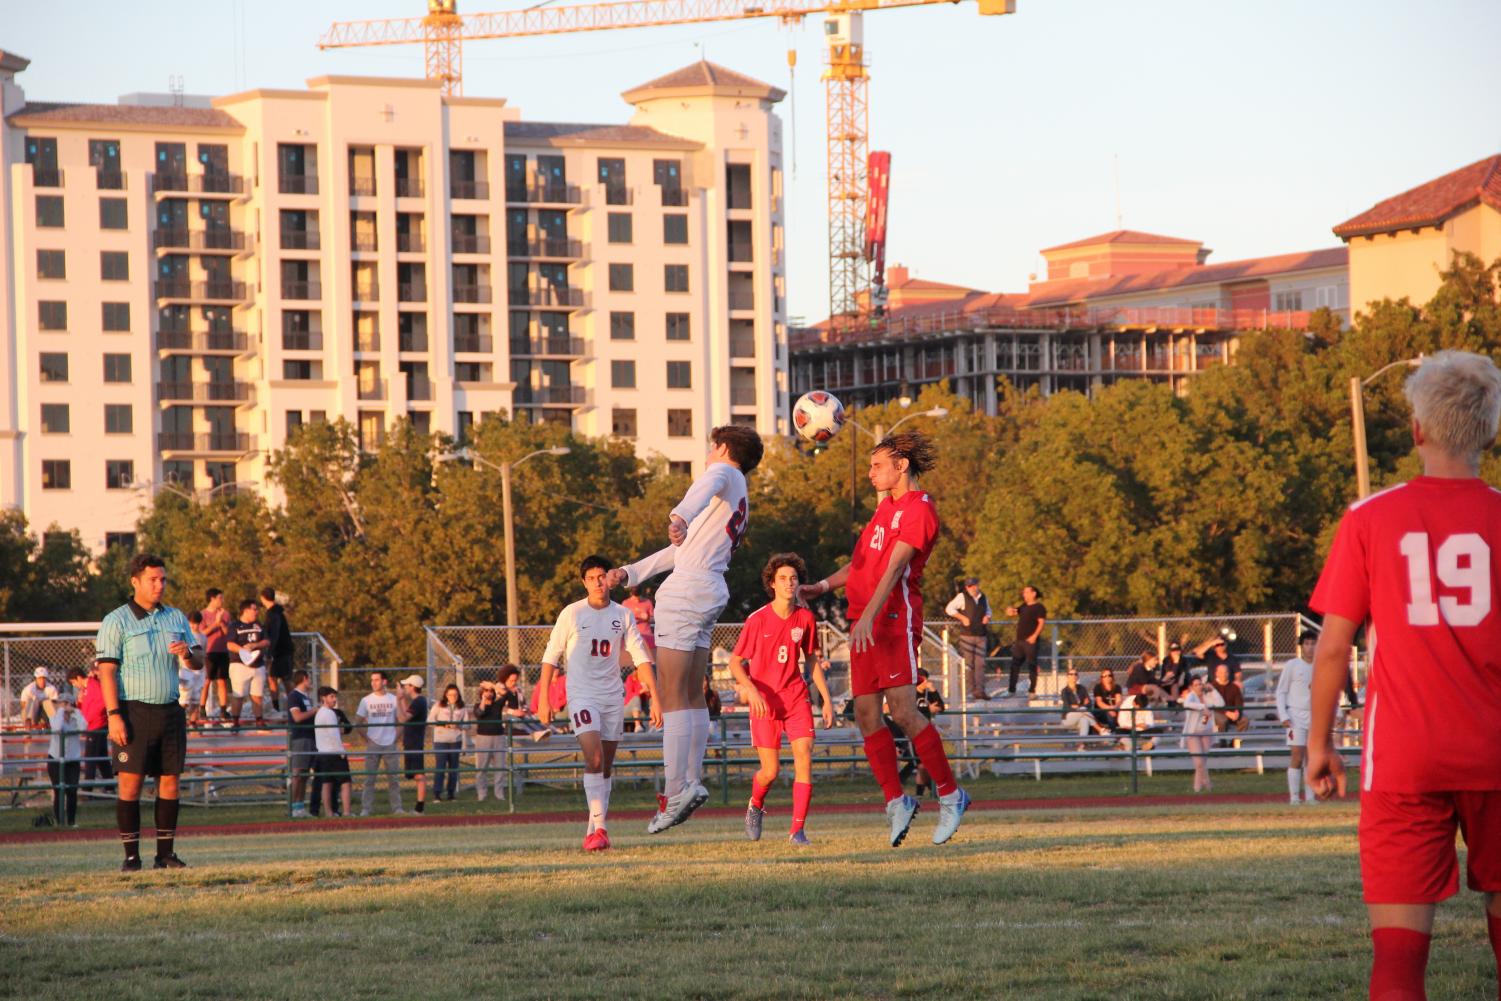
[0,51,787,550]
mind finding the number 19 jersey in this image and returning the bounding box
[1310,476,1501,793]
[542,599,653,706]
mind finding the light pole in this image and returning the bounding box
[436,445,570,664]
[1350,356,1423,498]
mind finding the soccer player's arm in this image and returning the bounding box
[668,463,731,542]
[848,540,919,651]
[537,611,571,723]
[1306,510,1369,799]
[94,616,128,745]
[727,622,767,717]
[802,561,853,602]
[622,545,676,588]
[622,619,661,728]
[1274,659,1293,724]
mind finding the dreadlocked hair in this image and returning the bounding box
[874,429,937,476]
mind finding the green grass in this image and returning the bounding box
[1,795,1495,1000]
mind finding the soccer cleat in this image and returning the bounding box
[745,804,765,841]
[886,794,920,847]
[932,787,971,845]
[583,829,611,852]
[671,783,711,827]
[788,829,811,847]
[153,853,188,869]
[121,856,142,873]
[646,793,673,834]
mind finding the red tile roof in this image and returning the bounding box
[503,121,700,150]
[1023,246,1347,308]
[1041,229,1203,253]
[1334,154,1501,239]
[623,60,785,102]
[8,101,243,130]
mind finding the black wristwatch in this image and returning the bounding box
[108,708,123,717]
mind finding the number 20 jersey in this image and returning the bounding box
[1311,476,1501,793]
[542,599,653,706]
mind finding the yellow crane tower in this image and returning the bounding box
[320,0,1015,332]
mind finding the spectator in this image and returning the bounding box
[430,683,469,802]
[181,611,207,726]
[1210,663,1249,739]
[1157,642,1193,702]
[199,589,232,726]
[529,671,567,729]
[1091,669,1123,732]
[911,668,947,799]
[73,663,113,792]
[622,586,656,653]
[1060,668,1106,747]
[356,670,403,817]
[259,588,296,715]
[20,668,58,729]
[285,670,318,819]
[226,599,269,729]
[704,677,723,720]
[1197,635,1242,684]
[1117,693,1157,749]
[42,690,85,827]
[313,687,352,819]
[1003,586,1047,697]
[472,680,508,802]
[1125,651,1169,706]
[398,675,430,814]
[945,577,993,700]
[1181,675,1223,792]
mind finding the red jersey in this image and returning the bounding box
[733,604,819,698]
[1310,476,1501,793]
[846,489,940,626]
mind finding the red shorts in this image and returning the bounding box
[750,695,815,749]
[848,627,921,698]
[1359,789,1501,904]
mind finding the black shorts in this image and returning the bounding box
[403,749,425,778]
[270,655,294,682]
[113,701,187,777]
[314,754,350,787]
[204,652,230,681]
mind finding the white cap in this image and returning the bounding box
[34,667,48,678]
[401,674,425,689]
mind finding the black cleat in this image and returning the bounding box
[121,856,142,872]
[152,853,187,869]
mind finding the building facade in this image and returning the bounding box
[0,53,787,550]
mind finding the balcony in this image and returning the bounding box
[510,183,582,205]
[514,385,587,406]
[157,381,254,404]
[353,282,380,302]
[150,172,245,197]
[405,375,433,402]
[281,280,321,301]
[450,179,490,200]
[603,186,632,206]
[351,234,378,252]
[728,243,754,264]
[453,334,494,354]
[509,337,586,357]
[281,229,320,251]
[398,283,428,303]
[399,330,429,352]
[357,378,388,401]
[96,168,125,190]
[728,190,753,211]
[395,177,424,198]
[397,232,426,253]
[154,280,251,304]
[282,330,323,351]
[30,167,63,188]
[279,173,318,195]
[452,284,492,304]
[157,329,250,354]
[728,290,755,311]
[157,432,253,453]
[508,237,582,259]
[451,233,491,254]
[350,177,377,197]
[730,386,758,407]
[660,187,688,207]
[153,228,252,254]
[510,286,586,309]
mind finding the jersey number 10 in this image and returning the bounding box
[590,639,612,657]
[1399,532,1491,626]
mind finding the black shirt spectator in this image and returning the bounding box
[262,599,295,660]
[1060,680,1090,715]
[1015,601,1046,645]
[499,689,521,713]
[286,687,316,745]
[1159,649,1193,693]
[232,619,264,654]
[475,698,506,737]
[403,694,429,749]
[1201,640,1241,682]
[1125,657,1160,693]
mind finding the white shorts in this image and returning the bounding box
[229,662,266,699]
[179,671,204,707]
[568,699,624,743]
[653,573,728,651]
[1285,713,1310,747]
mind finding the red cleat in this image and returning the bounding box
[583,828,611,852]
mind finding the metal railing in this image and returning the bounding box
[157,380,254,403]
[153,229,251,252]
[453,334,493,354]
[157,330,250,353]
[452,284,492,304]
[282,330,323,351]
[396,232,426,253]
[153,280,251,303]
[509,337,586,357]
[157,432,253,453]
[278,173,319,195]
[728,290,755,311]
[395,177,424,198]
[450,179,489,200]
[451,233,490,254]
[281,280,321,300]
[281,229,320,251]
[150,172,245,195]
[399,282,429,303]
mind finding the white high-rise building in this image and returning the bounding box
[0,51,789,550]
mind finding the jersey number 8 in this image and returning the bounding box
[1399,532,1491,627]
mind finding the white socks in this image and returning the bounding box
[686,708,711,787]
[1287,767,1303,802]
[584,773,611,833]
[662,709,694,799]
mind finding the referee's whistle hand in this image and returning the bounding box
[168,640,190,657]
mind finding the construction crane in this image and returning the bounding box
[320,0,1015,332]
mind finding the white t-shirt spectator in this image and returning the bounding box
[49,704,84,761]
[1119,694,1155,731]
[356,691,400,745]
[430,704,471,744]
[20,681,58,722]
[314,706,344,755]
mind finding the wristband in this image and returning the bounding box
[108,708,123,717]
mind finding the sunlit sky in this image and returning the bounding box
[7,0,1499,321]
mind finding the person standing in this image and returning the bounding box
[1305,351,1501,1001]
[1275,631,1318,806]
[355,670,403,816]
[19,668,58,729]
[944,577,992,701]
[429,684,470,802]
[74,663,114,792]
[259,588,296,714]
[42,690,86,827]
[1158,642,1193,702]
[198,589,232,726]
[799,431,969,847]
[285,670,318,819]
[94,553,200,870]
[313,687,352,819]
[1004,586,1047,697]
[622,586,657,654]
[226,600,268,728]
[398,675,431,814]
[1180,675,1222,793]
[472,681,508,802]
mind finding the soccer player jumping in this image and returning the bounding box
[800,431,969,846]
[1306,351,1501,1001]
[607,425,764,833]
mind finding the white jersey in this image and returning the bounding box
[543,599,653,703]
[1275,656,1314,721]
[624,462,748,587]
[356,691,400,745]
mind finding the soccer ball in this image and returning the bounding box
[792,390,846,443]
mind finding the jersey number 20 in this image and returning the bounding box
[1400,532,1491,626]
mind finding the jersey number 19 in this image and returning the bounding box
[1400,531,1491,627]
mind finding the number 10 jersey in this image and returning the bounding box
[542,599,653,706]
[1311,476,1501,793]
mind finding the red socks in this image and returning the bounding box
[911,724,957,797]
[1370,927,1431,1001]
[862,730,905,803]
[791,782,812,834]
[750,776,771,810]
[1489,911,1501,999]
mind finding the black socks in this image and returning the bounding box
[154,797,180,858]
[117,798,141,860]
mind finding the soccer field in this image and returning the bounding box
[2,798,1495,1001]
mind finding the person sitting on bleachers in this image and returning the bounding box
[1091,670,1124,732]
[1060,668,1109,749]
[1124,651,1170,706]
[1210,663,1250,740]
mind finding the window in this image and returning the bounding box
[105,404,133,434]
[667,408,693,438]
[607,213,632,244]
[106,460,134,490]
[38,301,67,331]
[91,139,123,188]
[40,403,69,434]
[457,411,474,443]
[101,251,129,281]
[103,353,131,383]
[283,360,316,380]
[102,302,131,331]
[286,410,304,434]
[37,249,65,279]
[611,407,637,438]
[598,157,627,205]
[162,460,193,486]
[42,459,71,490]
[665,265,689,293]
[1274,291,1305,312]
[668,460,692,477]
[666,313,691,341]
[663,214,688,244]
[104,532,136,551]
[666,361,692,389]
[455,362,490,383]
[358,412,385,451]
[608,263,633,292]
[40,353,68,382]
[99,197,128,229]
[610,311,635,341]
[36,195,64,228]
[611,360,636,389]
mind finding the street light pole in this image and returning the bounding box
[1350,357,1423,499]
[846,406,949,507]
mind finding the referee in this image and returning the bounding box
[95,553,201,871]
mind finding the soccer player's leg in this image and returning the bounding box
[573,703,608,848]
[787,702,816,843]
[1455,791,1501,993]
[886,685,968,845]
[746,715,783,842]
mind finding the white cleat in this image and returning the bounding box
[932,787,970,845]
[671,783,711,827]
[646,793,674,834]
[886,794,920,847]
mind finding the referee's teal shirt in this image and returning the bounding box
[95,600,197,705]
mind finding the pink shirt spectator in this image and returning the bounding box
[200,606,231,653]
[622,595,655,648]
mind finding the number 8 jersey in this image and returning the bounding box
[1311,476,1501,793]
[542,599,653,706]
